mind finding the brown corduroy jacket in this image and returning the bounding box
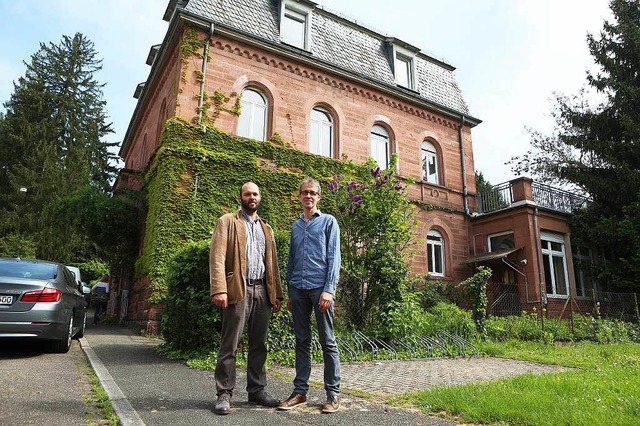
[209,210,283,305]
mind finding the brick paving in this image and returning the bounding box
[272,356,573,395]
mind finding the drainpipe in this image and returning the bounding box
[198,23,215,128]
[458,115,470,215]
[533,207,547,329]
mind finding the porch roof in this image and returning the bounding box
[461,247,523,265]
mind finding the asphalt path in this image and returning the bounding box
[84,325,456,426]
[0,339,90,426]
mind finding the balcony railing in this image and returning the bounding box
[476,180,589,215]
[531,182,589,213]
[476,182,513,213]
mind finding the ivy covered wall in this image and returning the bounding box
[139,117,361,302]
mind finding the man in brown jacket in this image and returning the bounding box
[210,181,283,415]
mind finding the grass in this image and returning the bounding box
[392,341,640,426]
[74,341,119,426]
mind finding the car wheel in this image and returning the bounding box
[50,315,73,353]
[74,311,86,339]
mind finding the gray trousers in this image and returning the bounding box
[215,284,272,396]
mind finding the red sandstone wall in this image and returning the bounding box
[121,26,480,326]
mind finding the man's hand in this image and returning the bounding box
[272,299,282,313]
[318,291,333,313]
[212,293,228,309]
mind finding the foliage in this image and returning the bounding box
[411,276,467,310]
[0,33,117,263]
[47,186,141,280]
[327,158,419,331]
[0,233,36,258]
[485,311,640,344]
[508,0,640,292]
[162,239,221,351]
[459,267,492,339]
[75,259,109,284]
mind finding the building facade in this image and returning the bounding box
[114,0,590,330]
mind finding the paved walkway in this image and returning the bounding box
[81,324,570,425]
[273,356,571,395]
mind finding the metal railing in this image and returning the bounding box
[476,182,513,213]
[476,181,588,215]
[531,182,589,214]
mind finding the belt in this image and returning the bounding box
[247,278,265,286]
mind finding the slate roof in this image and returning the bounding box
[171,0,473,118]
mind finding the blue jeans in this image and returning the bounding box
[288,286,340,398]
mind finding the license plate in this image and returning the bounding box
[0,295,13,305]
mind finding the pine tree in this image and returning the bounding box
[509,0,640,291]
[0,33,117,261]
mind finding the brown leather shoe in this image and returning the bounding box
[277,392,307,410]
[322,395,340,413]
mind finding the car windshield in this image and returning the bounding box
[0,260,57,280]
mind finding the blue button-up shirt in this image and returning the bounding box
[287,209,341,294]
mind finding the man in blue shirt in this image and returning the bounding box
[278,177,342,413]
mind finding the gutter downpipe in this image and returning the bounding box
[533,206,547,330]
[458,115,470,215]
[198,23,215,128]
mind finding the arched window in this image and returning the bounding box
[310,107,333,157]
[421,140,439,184]
[237,88,267,141]
[370,124,390,169]
[427,229,445,276]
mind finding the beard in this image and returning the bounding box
[241,199,259,213]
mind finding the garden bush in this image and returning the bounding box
[162,239,220,351]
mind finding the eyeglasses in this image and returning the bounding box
[300,190,319,197]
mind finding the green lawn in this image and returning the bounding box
[393,341,640,426]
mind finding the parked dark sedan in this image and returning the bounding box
[0,258,87,353]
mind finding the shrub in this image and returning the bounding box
[162,239,221,351]
[373,292,430,339]
[423,303,476,340]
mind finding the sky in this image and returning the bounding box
[0,0,613,184]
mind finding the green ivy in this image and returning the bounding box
[459,266,492,340]
[140,118,368,303]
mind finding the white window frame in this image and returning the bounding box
[488,231,515,252]
[280,0,312,50]
[310,107,333,158]
[427,229,445,277]
[370,124,390,170]
[421,140,439,184]
[540,231,570,298]
[237,88,267,141]
[392,44,417,89]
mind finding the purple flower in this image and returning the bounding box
[371,167,381,178]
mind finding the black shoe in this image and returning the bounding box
[214,393,231,415]
[248,390,280,407]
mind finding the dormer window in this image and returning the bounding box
[395,54,413,88]
[389,41,418,90]
[281,0,312,50]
